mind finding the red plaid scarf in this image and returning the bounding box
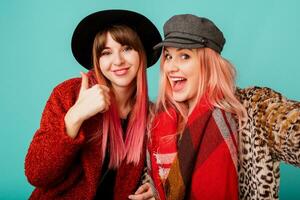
[149,99,238,200]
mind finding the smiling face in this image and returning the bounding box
[99,32,140,91]
[163,47,200,107]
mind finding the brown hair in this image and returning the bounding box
[92,25,149,168]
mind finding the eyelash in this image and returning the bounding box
[181,54,190,59]
[165,53,172,60]
[100,51,111,56]
[164,53,190,60]
[123,46,133,52]
[100,46,133,56]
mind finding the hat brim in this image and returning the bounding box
[154,40,205,50]
[154,37,222,53]
[71,9,162,69]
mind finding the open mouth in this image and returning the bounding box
[112,67,130,76]
[169,76,187,92]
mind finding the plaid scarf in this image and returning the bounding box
[149,99,238,200]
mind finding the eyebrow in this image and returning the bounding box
[176,48,193,52]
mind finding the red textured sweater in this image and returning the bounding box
[25,71,145,200]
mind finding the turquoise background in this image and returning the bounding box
[1,0,299,199]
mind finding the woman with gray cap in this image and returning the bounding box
[24,9,161,199]
[134,14,300,200]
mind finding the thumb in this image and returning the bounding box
[80,72,89,92]
[99,84,110,93]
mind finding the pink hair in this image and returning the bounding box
[92,25,148,168]
[156,47,247,131]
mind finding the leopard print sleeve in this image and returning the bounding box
[236,86,300,166]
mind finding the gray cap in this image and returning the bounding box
[154,14,226,53]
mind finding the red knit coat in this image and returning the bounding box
[25,71,145,200]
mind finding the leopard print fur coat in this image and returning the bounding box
[236,87,300,200]
[144,86,299,200]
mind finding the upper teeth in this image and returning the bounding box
[171,77,185,81]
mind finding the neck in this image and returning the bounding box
[113,85,136,119]
[187,97,197,115]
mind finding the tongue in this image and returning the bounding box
[173,80,186,92]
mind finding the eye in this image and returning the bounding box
[100,50,111,56]
[164,53,172,60]
[123,45,133,52]
[181,53,190,60]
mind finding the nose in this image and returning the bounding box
[113,52,124,66]
[164,59,179,73]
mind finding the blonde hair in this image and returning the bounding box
[156,47,247,131]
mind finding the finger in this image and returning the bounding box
[98,88,111,107]
[80,72,89,92]
[103,93,111,112]
[91,84,101,91]
[135,184,149,194]
[128,194,140,200]
[91,87,110,113]
[128,191,153,200]
[100,85,110,92]
[91,84,110,96]
[90,85,109,101]
[128,194,144,200]
[103,103,110,113]
[98,86,110,104]
[141,190,153,199]
[141,187,154,199]
[104,92,111,104]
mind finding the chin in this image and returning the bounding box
[172,93,188,103]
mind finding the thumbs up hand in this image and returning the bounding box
[64,72,111,139]
[75,72,111,120]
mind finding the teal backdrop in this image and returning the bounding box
[1,0,299,199]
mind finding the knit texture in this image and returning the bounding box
[25,70,145,200]
[149,98,238,200]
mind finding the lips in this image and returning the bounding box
[169,76,187,92]
[112,67,130,76]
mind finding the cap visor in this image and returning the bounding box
[153,41,205,50]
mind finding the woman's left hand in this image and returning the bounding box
[128,183,156,200]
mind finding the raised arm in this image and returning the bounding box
[237,87,300,166]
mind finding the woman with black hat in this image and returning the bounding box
[137,14,300,200]
[24,9,161,199]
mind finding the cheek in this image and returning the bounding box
[99,57,111,69]
[127,52,140,65]
[191,76,199,91]
[186,69,200,93]
[162,62,170,73]
[127,54,141,74]
[99,61,110,78]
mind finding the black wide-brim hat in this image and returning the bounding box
[71,9,162,69]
